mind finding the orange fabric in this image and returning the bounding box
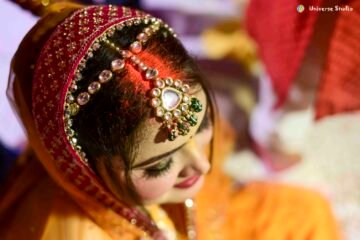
[0,172,114,240]
[0,117,341,240]
[0,166,341,240]
[193,121,340,240]
[224,183,340,240]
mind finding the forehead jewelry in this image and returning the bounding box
[63,17,203,161]
[104,24,203,141]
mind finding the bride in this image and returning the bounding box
[0,1,340,239]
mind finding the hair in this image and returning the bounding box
[9,1,215,205]
[70,22,216,204]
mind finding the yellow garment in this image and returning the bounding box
[193,121,340,239]
[146,205,177,240]
[201,20,258,74]
[0,120,341,240]
[0,1,341,239]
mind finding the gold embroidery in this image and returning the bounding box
[55,49,64,59]
[51,140,60,149]
[58,60,66,69]
[66,32,75,41]
[93,17,104,25]
[47,119,55,130]
[53,136,63,147]
[48,148,55,154]
[47,69,55,79]
[122,6,132,17]
[67,42,77,52]
[62,149,70,158]
[79,26,90,35]
[44,55,53,66]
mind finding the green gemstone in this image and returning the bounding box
[167,129,177,141]
[178,122,190,135]
[187,114,198,126]
[168,132,176,141]
[190,98,202,113]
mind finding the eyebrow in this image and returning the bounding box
[133,107,211,169]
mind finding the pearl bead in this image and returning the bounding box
[155,107,164,117]
[163,112,172,121]
[71,137,77,145]
[137,32,149,42]
[182,95,190,103]
[111,59,125,72]
[74,72,82,81]
[181,103,189,112]
[150,98,160,107]
[145,68,158,80]
[150,88,161,97]
[165,78,173,86]
[138,62,148,71]
[88,81,101,94]
[77,92,90,105]
[99,70,113,83]
[173,109,181,118]
[130,41,142,54]
[92,42,101,50]
[185,199,194,208]
[182,84,190,93]
[154,79,165,88]
[174,79,182,88]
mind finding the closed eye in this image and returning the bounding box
[143,158,174,179]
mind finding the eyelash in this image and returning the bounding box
[141,111,210,178]
[143,158,174,179]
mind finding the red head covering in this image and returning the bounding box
[32,5,166,239]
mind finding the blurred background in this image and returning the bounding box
[1,0,359,239]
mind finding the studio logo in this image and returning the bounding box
[297,4,305,13]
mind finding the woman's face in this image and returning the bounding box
[99,87,212,205]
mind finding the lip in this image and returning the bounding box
[174,175,200,189]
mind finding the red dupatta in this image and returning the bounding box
[246,0,360,118]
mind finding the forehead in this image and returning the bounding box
[134,87,208,163]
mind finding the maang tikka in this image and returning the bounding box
[64,16,203,156]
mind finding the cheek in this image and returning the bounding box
[196,127,213,147]
[131,170,178,201]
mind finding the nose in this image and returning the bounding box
[177,139,210,178]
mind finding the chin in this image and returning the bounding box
[164,175,206,204]
[142,176,205,205]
